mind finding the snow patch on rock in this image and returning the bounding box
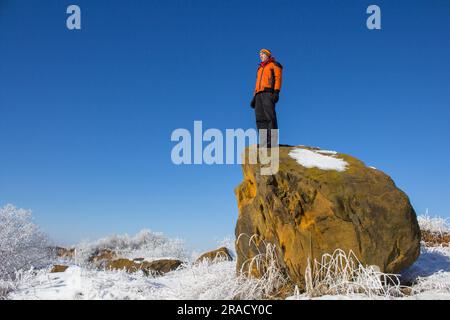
[288,148,348,172]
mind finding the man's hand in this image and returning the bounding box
[250,96,256,108]
[272,91,279,104]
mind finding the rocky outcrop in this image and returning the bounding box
[54,246,184,276]
[143,259,184,275]
[235,145,421,288]
[88,249,117,267]
[421,230,450,247]
[195,247,233,264]
[55,247,75,259]
[106,258,183,275]
[50,265,69,273]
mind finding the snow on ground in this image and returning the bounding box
[6,232,242,300]
[403,246,450,300]
[288,148,348,172]
[286,245,450,300]
[8,242,450,300]
[400,215,450,299]
[9,260,238,300]
[9,241,450,300]
[4,215,450,300]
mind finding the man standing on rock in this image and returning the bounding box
[250,49,283,148]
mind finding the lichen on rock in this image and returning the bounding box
[234,145,421,290]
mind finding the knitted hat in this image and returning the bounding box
[259,49,272,57]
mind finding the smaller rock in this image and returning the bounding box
[106,259,140,273]
[142,259,184,275]
[421,230,450,247]
[400,287,413,296]
[195,247,233,264]
[51,265,69,273]
[106,258,184,276]
[88,249,117,266]
[55,247,75,259]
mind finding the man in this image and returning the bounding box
[250,48,283,148]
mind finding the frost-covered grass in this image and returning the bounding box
[288,245,450,300]
[234,234,290,299]
[417,213,450,247]
[411,270,450,299]
[401,245,450,298]
[289,213,450,300]
[3,207,450,300]
[418,213,450,235]
[6,239,450,300]
[7,234,289,300]
[0,280,14,300]
[8,260,238,300]
[301,249,404,299]
[9,254,286,300]
[72,229,189,266]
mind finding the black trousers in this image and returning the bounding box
[255,92,278,148]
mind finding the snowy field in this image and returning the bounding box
[6,241,450,300]
[8,261,238,300]
[1,205,449,300]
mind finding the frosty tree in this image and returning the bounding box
[0,204,53,280]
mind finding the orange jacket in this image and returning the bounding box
[254,59,283,95]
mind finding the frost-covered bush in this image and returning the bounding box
[74,229,189,265]
[0,204,53,281]
[418,213,450,235]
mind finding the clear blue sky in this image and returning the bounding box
[1,0,449,251]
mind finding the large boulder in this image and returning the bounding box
[235,145,421,288]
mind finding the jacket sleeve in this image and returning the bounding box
[274,64,282,92]
[254,68,260,94]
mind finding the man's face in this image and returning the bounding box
[259,52,269,62]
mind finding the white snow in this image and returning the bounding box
[4,215,450,300]
[315,149,337,155]
[287,216,450,300]
[8,240,450,300]
[9,261,238,300]
[286,245,450,300]
[288,148,348,172]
